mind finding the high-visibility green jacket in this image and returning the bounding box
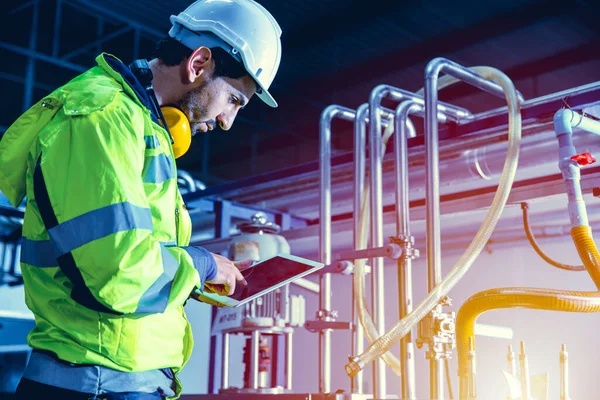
[0,53,216,398]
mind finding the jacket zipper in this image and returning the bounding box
[175,207,180,246]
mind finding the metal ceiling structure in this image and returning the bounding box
[2,1,600,185]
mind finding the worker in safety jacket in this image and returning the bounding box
[0,1,282,399]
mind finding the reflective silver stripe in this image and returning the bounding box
[48,202,153,255]
[144,135,160,149]
[20,238,58,268]
[23,351,175,396]
[135,244,179,313]
[143,153,174,184]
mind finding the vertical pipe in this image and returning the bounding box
[52,0,62,57]
[395,102,421,400]
[352,104,368,394]
[430,358,444,399]
[560,344,569,400]
[250,331,261,389]
[519,341,530,400]
[368,90,387,399]
[319,108,334,395]
[424,67,443,293]
[507,345,516,376]
[285,332,293,391]
[468,337,477,399]
[221,333,230,390]
[424,62,443,400]
[320,105,355,394]
[23,0,39,113]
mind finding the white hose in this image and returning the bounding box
[348,66,522,376]
[354,118,402,375]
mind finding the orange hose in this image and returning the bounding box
[571,225,600,289]
[521,203,584,271]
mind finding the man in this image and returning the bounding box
[0,0,282,399]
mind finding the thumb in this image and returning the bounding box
[234,259,254,271]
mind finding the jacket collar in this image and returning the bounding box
[95,53,160,123]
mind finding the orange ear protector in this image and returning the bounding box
[129,59,193,159]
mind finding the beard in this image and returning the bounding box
[176,81,216,134]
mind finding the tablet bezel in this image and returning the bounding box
[194,253,324,308]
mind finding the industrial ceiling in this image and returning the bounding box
[1,0,600,185]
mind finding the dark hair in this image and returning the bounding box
[152,36,248,80]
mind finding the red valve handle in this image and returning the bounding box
[571,152,596,166]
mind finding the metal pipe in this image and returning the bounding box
[0,42,86,73]
[394,101,422,400]
[468,337,477,399]
[424,72,443,295]
[320,104,356,394]
[424,58,520,399]
[430,358,444,400]
[61,25,132,60]
[177,170,198,193]
[363,88,437,399]
[352,103,368,394]
[519,341,530,400]
[368,89,388,400]
[250,331,260,389]
[353,89,467,398]
[0,71,55,92]
[221,333,230,390]
[337,244,403,261]
[291,277,320,293]
[426,58,525,103]
[52,0,62,57]
[349,102,398,395]
[23,0,39,113]
[507,345,517,376]
[369,84,473,124]
[285,332,293,391]
[560,344,569,400]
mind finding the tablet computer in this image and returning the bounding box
[194,253,324,308]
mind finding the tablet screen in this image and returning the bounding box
[229,255,316,301]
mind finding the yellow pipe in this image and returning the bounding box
[456,287,600,399]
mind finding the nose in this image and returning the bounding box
[216,109,240,131]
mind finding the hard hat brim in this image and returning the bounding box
[255,86,278,108]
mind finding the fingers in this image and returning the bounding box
[234,259,254,271]
[234,268,248,287]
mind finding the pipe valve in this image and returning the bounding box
[571,152,596,166]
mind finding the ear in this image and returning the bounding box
[185,46,212,83]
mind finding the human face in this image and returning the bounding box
[177,74,257,135]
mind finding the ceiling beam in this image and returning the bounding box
[66,0,163,40]
[288,0,568,104]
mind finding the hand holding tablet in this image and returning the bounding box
[204,254,253,296]
[193,253,324,308]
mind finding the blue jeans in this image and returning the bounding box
[15,378,165,400]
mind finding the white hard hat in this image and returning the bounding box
[169,0,282,108]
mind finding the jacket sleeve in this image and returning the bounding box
[35,97,216,315]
